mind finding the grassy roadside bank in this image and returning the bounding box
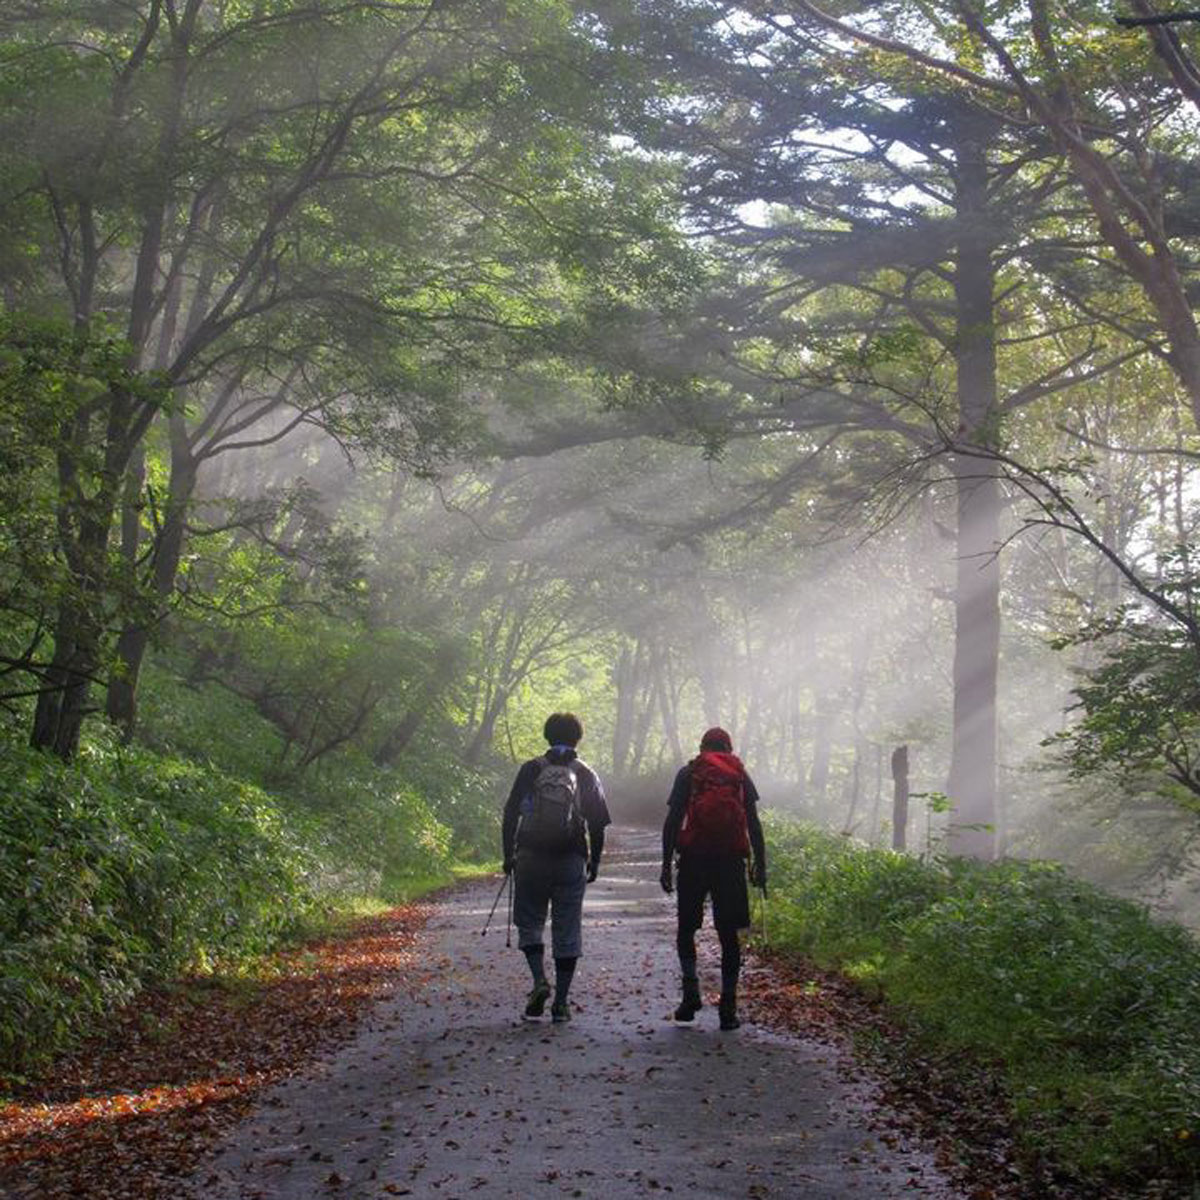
[0,892,453,1199]
[0,730,493,1084]
[760,815,1200,1194]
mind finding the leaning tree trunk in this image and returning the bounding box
[31,592,104,759]
[945,123,1000,860]
[464,684,511,765]
[106,413,198,734]
[373,698,430,768]
[373,645,458,768]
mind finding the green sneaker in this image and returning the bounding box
[550,999,572,1023]
[524,980,551,1020]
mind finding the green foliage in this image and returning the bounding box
[0,641,501,1075]
[0,732,322,1076]
[1049,580,1200,810]
[386,744,500,863]
[137,662,486,880]
[0,315,165,662]
[765,815,951,972]
[765,815,1200,1186]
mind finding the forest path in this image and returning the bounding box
[187,828,959,1199]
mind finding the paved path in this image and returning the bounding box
[187,828,958,1199]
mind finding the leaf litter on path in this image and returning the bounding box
[0,903,431,1199]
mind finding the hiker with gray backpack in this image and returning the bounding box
[502,712,611,1023]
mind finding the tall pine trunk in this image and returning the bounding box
[945,120,1001,859]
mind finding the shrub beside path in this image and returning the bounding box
[184,828,959,1199]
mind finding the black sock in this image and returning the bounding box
[718,926,741,1000]
[524,945,546,984]
[554,956,577,1002]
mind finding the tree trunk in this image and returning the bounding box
[869,743,884,844]
[374,646,457,768]
[106,414,198,734]
[791,684,806,805]
[651,643,685,763]
[945,122,1000,860]
[809,700,834,804]
[374,704,427,768]
[843,742,863,835]
[611,642,636,776]
[464,685,509,765]
[843,631,871,834]
[627,645,654,775]
[891,744,910,852]
[30,499,113,758]
[698,639,722,727]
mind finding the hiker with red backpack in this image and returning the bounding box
[660,727,767,1031]
[502,712,611,1023]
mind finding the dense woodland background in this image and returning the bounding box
[6,1,1200,1189]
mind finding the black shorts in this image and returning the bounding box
[676,852,750,932]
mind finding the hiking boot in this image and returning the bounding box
[718,996,740,1031]
[524,980,551,1019]
[674,979,703,1024]
[550,999,572,1023]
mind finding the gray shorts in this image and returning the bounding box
[513,852,587,958]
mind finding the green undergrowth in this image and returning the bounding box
[136,661,501,867]
[0,718,492,1080]
[763,814,1200,1190]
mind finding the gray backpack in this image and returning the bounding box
[519,757,584,853]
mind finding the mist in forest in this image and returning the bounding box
[193,398,1198,922]
[4,0,1200,922]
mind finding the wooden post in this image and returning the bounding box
[891,745,910,852]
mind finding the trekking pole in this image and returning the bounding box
[759,881,769,946]
[481,873,509,937]
[505,870,514,948]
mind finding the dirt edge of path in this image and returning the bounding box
[0,898,438,1199]
[740,943,1176,1200]
[3,880,1174,1200]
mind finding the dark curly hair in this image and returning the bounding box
[543,711,583,746]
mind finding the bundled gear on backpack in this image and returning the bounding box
[677,749,749,856]
[518,755,586,854]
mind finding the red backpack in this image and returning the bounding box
[678,750,749,855]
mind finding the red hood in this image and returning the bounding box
[695,749,744,778]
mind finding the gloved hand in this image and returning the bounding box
[503,856,515,876]
[586,860,599,884]
[659,861,673,895]
[749,860,766,890]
